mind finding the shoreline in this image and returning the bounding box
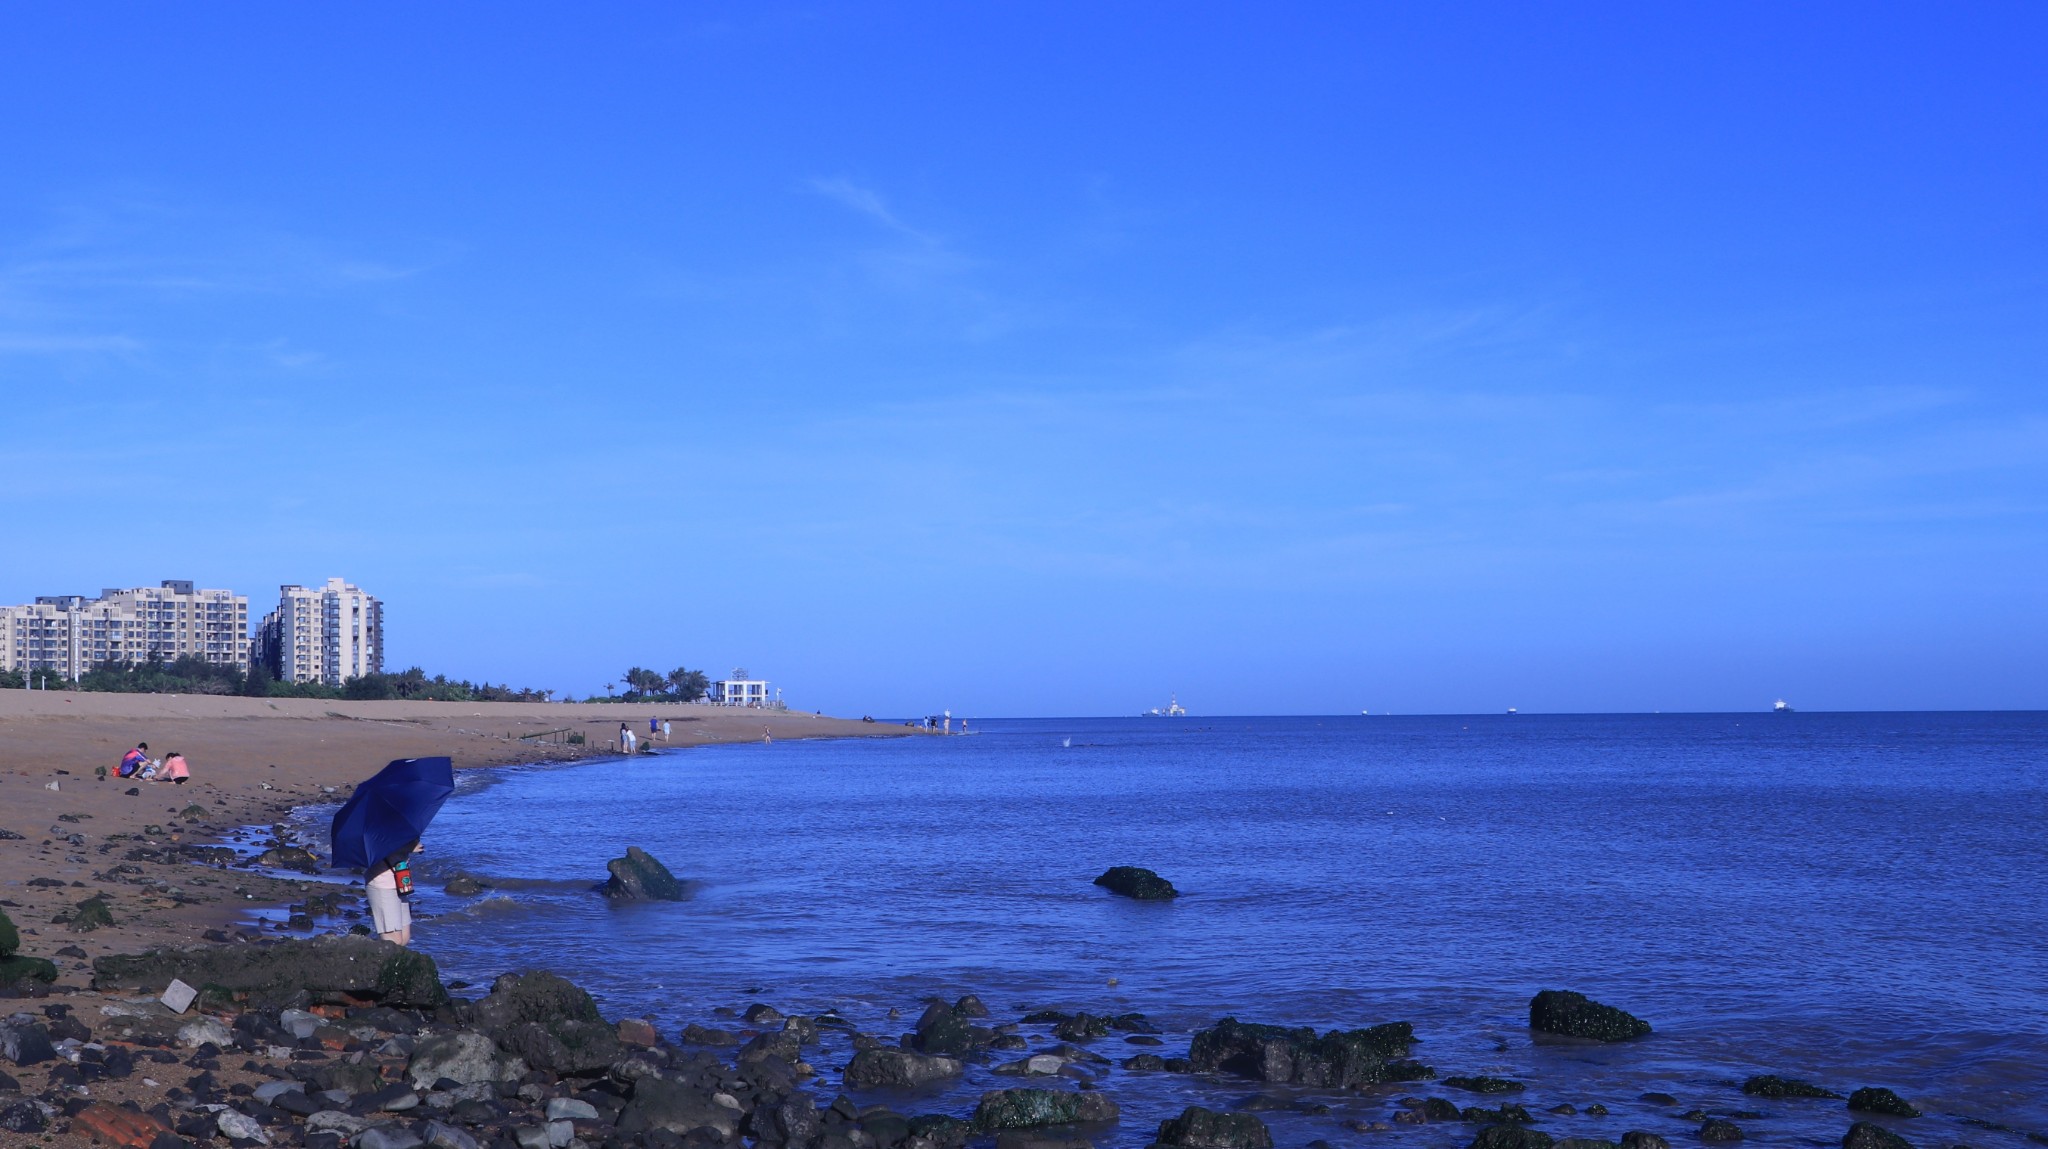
[0,692,918,973]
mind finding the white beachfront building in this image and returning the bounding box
[710,668,773,708]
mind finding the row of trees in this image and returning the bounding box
[610,666,711,702]
[1,657,551,703]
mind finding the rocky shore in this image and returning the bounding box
[1,924,1955,1149]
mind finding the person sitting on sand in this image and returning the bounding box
[366,840,424,946]
[161,752,190,785]
[118,743,152,779]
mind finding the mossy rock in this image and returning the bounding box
[0,954,59,987]
[65,895,117,932]
[180,804,209,820]
[0,906,18,956]
[971,1088,1121,1130]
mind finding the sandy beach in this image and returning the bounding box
[0,692,911,971]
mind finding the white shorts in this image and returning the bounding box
[367,881,412,935]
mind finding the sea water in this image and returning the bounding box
[349,713,2048,1148]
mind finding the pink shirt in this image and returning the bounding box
[163,755,190,780]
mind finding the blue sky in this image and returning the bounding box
[2,5,2043,715]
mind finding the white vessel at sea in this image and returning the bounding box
[1774,699,1794,713]
[1143,694,1187,717]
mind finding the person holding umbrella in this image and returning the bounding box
[330,757,456,948]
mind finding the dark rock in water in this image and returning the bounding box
[1549,1105,1579,1116]
[680,1023,737,1046]
[1155,1106,1274,1149]
[1848,1089,1920,1118]
[1418,1099,1464,1122]
[1621,1133,1670,1149]
[442,875,483,897]
[1092,866,1179,900]
[1447,1076,1527,1094]
[1529,990,1651,1042]
[1470,1126,1555,1149]
[913,1002,990,1055]
[1699,1119,1745,1141]
[1124,1054,1166,1071]
[844,1049,963,1089]
[1844,1122,1917,1149]
[1464,1106,1534,1125]
[1554,1141,1619,1149]
[458,971,621,1075]
[744,1003,786,1025]
[1744,1076,1843,1100]
[1640,1095,1678,1107]
[954,995,991,1019]
[254,846,321,873]
[1054,1013,1109,1041]
[971,1089,1120,1130]
[995,1133,1090,1149]
[1188,1017,1418,1088]
[910,1114,973,1149]
[604,846,687,901]
[1586,1105,1609,1117]
[617,1076,743,1138]
[93,936,447,1009]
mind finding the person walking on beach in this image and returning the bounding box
[161,752,190,785]
[366,840,423,946]
[662,719,671,742]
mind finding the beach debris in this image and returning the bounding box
[1846,1087,1920,1118]
[1187,1017,1428,1087]
[42,781,57,791]
[602,845,687,901]
[1092,864,1179,900]
[1529,989,1653,1041]
[1154,1105,1274,1149]
[159,976,198,1013]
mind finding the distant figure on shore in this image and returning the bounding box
[161,752,190,785]
[662,719,671,742]
[366,840,423,946]
[649,716,660,737]
[762,725,772,744]
[118,742,152,779]
[620,724,637,753]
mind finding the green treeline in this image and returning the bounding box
[0,657,552,703]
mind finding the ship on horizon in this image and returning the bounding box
[1143,694,1187,718]
[1775,699,1794,713]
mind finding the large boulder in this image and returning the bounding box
[92,936,447,1009]
[844,1049,964,1089]
[1153,1106,1272,1149]
[1528,991,1650,1042]
[407,1030,527,1088]
[604,847,686,901]
[1186,1018,1422,1088]
[616,1076,742,1139]
[0,1018,57,1066]
[459,971,621,1075]
[972,1089,1120,1130]
[1093,867,1179,900]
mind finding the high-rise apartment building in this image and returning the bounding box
[0,580,250,678]
[253,578,384,685]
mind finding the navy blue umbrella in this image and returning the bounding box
[329,756,455,870]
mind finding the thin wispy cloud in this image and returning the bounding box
[807,176,935,243]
